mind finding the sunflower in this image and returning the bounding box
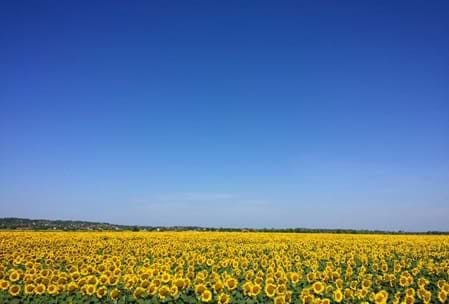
[201,289,212,302]
[422,291,431,303]
[274,295,286,304]
[174,277,185,289]
[418,278,428,289]
[50,275,59,284]
[350,280,357,290]
[71,271,81,281]
[374,290,388,304]
[286,290,294,303]
[312,281,325,294]
[406,288,415,297]
[211,292,226,304]
[195,283,207,295]
[9,284,21,297]
[108,275,119,286]
[275,270,283,280]
[34,283,46,295]
[24,283,35,295]
[133,286,146,299]
[332,271,340,280]
[148,283,158,296]
[225,277,238,290]
[344,287,353,298]
[245,270,254,281]
[42,277,50,286]
[195,277,205,285]
[99,274,108,285]
[362,279,372,289]
[334,289,343,303]
[404,295,414,304]
[140,272,150,281]
[96,286,107,298]
[110,288,120,300]
[265,283,276,298]
[335,278,343,289]
[58,276,67,285]
[400,276,408,287]
[417,288,426,299]
[361,288,370,298]
[443,283,449,293]
[40,269,50,278]
[167,285,177,297]
[290,272,300,284]
[158,285,170,299]
[276,284,287,295]
[161,272,171,283]
[9,270,20,282]
[125,277,136,289]
[78,277,87,287]
[140,279,150,289]
[302,294,314,304]
[243,281,253,295]
[250,283,261,296]
[23,274,33,284]
[153,278,161,287]
[85,284,96,296]
[438,290,447,303]
[47,284,58,295]
[67,281,78,292]
[306,272,316,282]
[0,279,10,291]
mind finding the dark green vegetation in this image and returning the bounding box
[0,217,447,234]
[0,292,183,304]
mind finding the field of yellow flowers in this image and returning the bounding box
[0,231,448,304]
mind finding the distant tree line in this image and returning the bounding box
[0,217,448,235]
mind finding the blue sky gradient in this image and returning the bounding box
[1,1,448,231]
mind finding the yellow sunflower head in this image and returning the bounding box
[225,277,238,290]
[251,284,261,296]
[170,285,179,297]
[110,288,120,300]
[265,283,276,298]
[218,293,230,304]
[96,286,107,298]
[9,271,20,282]
[133,286,146,299]
[334,289,343,303]
[201,289,212,302]
[0,279,10,291]
[312,281,325,294]
[9,284,21,297]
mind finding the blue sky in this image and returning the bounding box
[1,1,448,231]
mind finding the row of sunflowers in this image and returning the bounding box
[0,231,448,303]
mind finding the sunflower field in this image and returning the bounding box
[0,231,448,304]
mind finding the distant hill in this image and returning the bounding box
[0,217,129,231]
[0,217,447,234]
[0,217,209,232]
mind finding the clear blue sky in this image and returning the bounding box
[1,1,448,231]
